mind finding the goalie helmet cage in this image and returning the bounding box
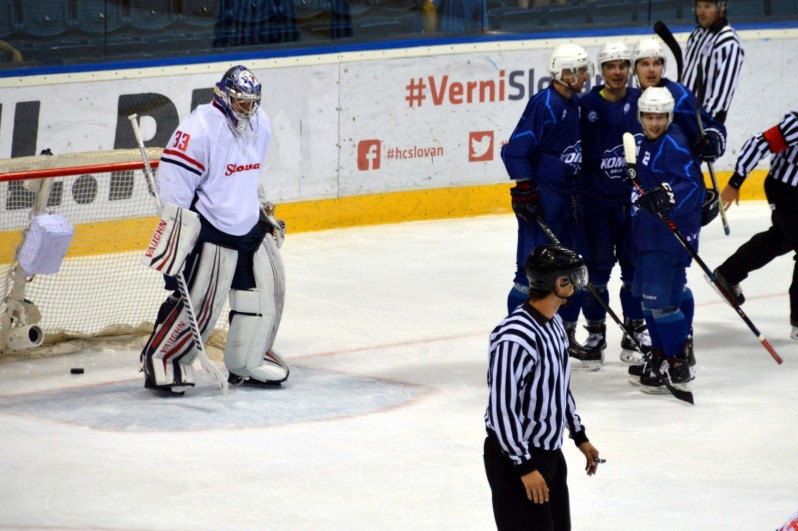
[0,149,229,355]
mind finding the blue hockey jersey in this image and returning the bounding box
[631,123,705,263]
[501,86,582,195]
[632,78,727,164]
[580,85,642,207]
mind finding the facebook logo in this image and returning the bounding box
[357,140,381,170]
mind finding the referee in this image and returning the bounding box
[683,0,744,124]
[715,110,798,340]
[484,244,600,531]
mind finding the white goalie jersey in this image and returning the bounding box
[157,101,272,236]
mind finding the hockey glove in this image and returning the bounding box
[510,181,542,222]
[635,183,675,215]
[693,129,724,162]
[259,202,287,248]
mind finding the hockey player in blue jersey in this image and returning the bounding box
[632,37,727,168]
[578,41,651,368]
[501,43,593,365]
[628,87,703,393]
[631,36,726,367]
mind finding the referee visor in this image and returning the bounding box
[558,265,589,290]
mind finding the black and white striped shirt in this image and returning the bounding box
[730,111,798,189]
[484,302,587,475]
[683,23,744,122]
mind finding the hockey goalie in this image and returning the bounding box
[139,65,290,395]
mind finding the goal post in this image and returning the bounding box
[0,149,228,355]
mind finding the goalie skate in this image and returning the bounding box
[228,350,290,387]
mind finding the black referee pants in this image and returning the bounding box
[717,177,798,326]
[483,433,571,531]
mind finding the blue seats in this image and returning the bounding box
[16,0,71,37]
[126,0,177,31]
[72,1,125,34]
[214,0,300,46]
[589,1,639,26]
[180,0,222,28]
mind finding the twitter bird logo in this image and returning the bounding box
[469,131,494,162]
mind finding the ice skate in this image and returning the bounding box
[711,268,745,305]
[639,355,694,394]
[628,348,660,385]
[619,319,651,363]
[144,373,188,396]
[568,324,605,371]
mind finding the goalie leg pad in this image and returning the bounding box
[142,242,237,386]
[224,236,289,383]
[142,203,201,277]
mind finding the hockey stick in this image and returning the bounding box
[534,216,694,404]
[694,68,731,236]
[653,20,683,83]
[622,133,782,365]
[128,114,229,392]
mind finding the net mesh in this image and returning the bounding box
[0,149,228,355]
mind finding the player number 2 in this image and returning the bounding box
[173,131,190,151]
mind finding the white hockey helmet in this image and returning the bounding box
[637,86,674,127]
[548,44,593,87]
[632,37,667,69]
[213,65,262,134]
[597,42,631,67]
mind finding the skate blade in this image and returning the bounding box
[628,376,643,386]
[640,380,692,395]
[620,349,645,364]
[572,360,602,372]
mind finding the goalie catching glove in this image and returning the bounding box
[635,183,675,215]
[260,202,286,249]
[510,180,542,222]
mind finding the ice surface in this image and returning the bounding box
[1,203,796,530]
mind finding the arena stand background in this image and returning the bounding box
[0,0,796,67]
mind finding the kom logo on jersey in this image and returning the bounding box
[357,140,381,171]
[469,131,494,162]
[600,143,628,180]
[561,141,582,172]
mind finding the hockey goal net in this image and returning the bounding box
[0,149,227,356]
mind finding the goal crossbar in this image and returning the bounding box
[0,149,163,182]
[0,147,230,356]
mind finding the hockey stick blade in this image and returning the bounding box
[535,212,694,404]
[128,114,229,392]
[653,20,683,83]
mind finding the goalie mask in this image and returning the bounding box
[525,244,588,298]
[548,44,593,92]
[637,86,674,127]
[214,65,262,134]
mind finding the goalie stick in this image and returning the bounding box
[128,114,229,393]
[622,132,782,365]
[694,68,731,236]
[653,20,683,83]
[534,216,694,404]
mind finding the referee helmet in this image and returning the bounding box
[525,245,588,296]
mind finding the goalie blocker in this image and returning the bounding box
[140,211,289,392]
